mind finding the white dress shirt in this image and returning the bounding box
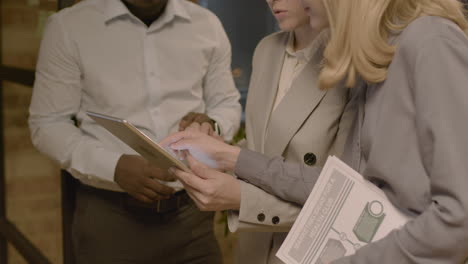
[29,0,241,191]
[272,33,314,111]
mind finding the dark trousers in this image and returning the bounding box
[72,184,222,264]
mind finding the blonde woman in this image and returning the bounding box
[229,0,354,263]
[164,0,468,262]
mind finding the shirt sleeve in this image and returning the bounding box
[28,14,123,184]
[203,16,241,142]
[334,24,468,264]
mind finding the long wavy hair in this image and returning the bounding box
[319,0,468,89]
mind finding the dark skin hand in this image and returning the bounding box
[179,112,216,135]
[115,112,213,203]
[114,154,176,203]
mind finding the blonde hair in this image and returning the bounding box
[319,0,468,89]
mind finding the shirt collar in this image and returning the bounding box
[285,29,330,63]
[101,0,130,22]
[166,0,191,21]
[101,0,191,24]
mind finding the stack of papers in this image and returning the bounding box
[277,156,410,264]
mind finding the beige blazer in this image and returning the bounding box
[229,31,355,264]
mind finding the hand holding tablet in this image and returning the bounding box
[87,111,190,179]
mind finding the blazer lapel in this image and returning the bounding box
[251,35,289,153]
[264,60,327,157]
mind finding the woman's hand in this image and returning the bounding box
[170,155,241,211]
[160,130,241,171]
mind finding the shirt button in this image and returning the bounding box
[257,213,266,222]
[304,153,317,166]
[272,216,280,225]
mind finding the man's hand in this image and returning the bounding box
[179,112,215,135]
[114,154,176,203]
[171,155,241,211]
[160,130,240,171]
[184,122,224,142]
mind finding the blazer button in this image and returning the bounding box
[257,213,266,222]
[304,153,317,166]
[272,216,280,225]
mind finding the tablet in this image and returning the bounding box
[87,111,190,175]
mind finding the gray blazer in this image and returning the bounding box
[234,16,468,263]
[230,31,354,264]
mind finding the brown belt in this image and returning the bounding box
[78,183,191,214]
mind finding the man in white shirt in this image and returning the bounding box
[28,0,241,263]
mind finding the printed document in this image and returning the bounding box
[277,156,410,264]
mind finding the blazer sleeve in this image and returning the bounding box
[228,181,301,232]
[335,24,468,264]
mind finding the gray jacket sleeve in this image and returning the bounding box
[234,148,322,205]
[233,83,361,205]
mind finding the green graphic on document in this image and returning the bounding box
[353,201,385,243]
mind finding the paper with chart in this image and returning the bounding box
[277,156,411,264]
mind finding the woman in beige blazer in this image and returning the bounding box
[163,0,353,263]
[164,0,468,263]
[230,0,353,263]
